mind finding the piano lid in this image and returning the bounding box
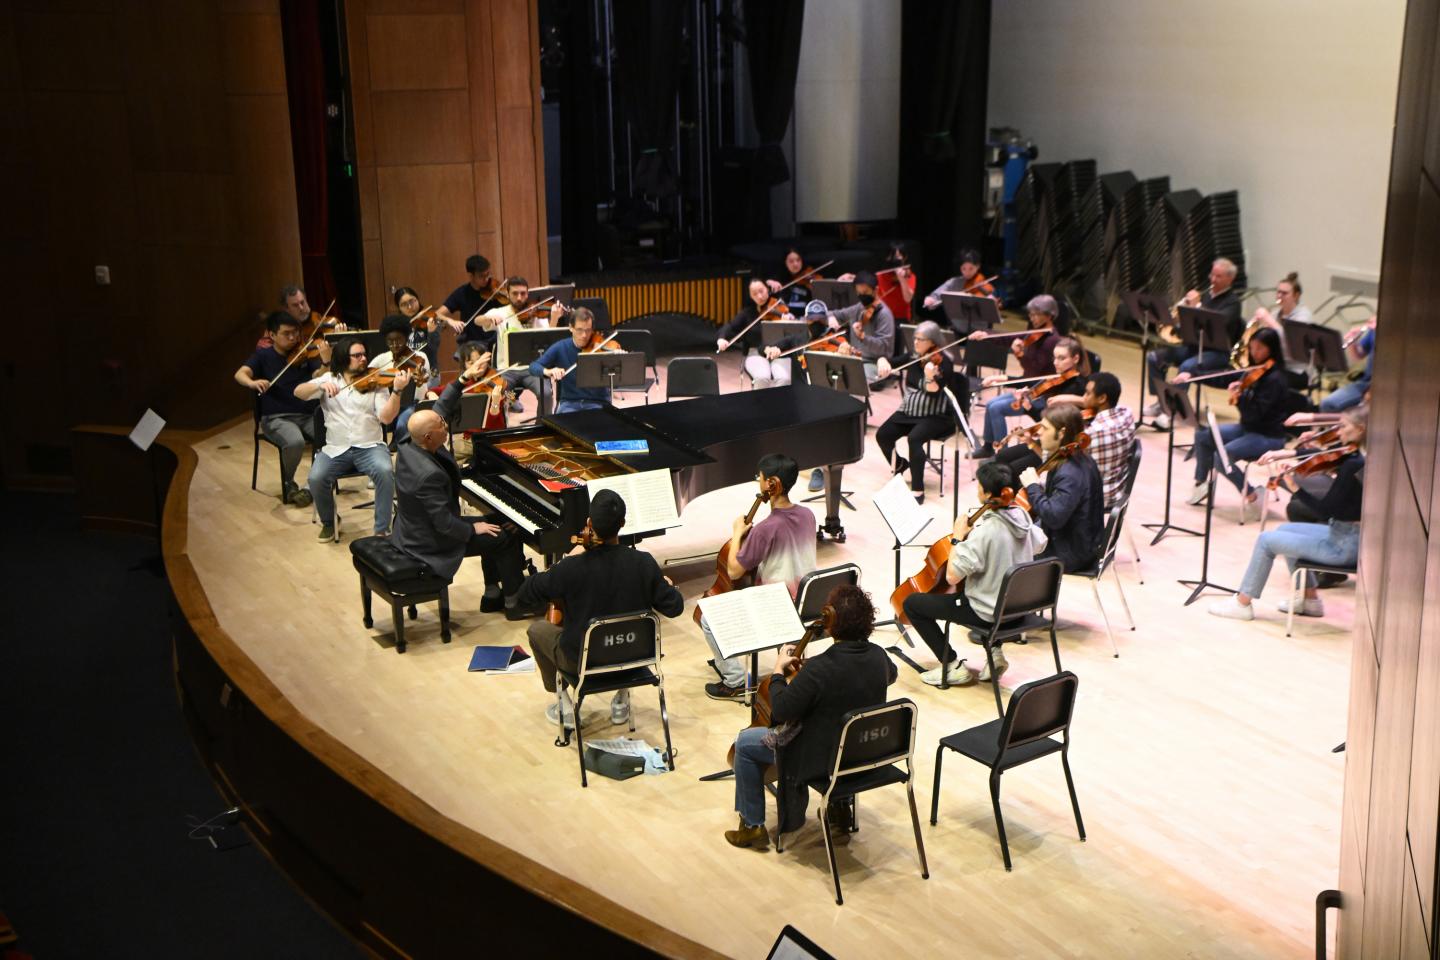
[632,384,866,455]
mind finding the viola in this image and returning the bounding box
[725,605,834,769]
[1032,433,1092,480]
[1011,368,1078,410]
[545,522,604,625]
[693,479,779,625]
[1230,359,1274,405]
[890,490,1022,625]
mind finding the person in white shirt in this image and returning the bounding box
[296,336,407,542]
[370,314,431,445]
[477,276,555,416]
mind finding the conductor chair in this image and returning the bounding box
[554,612,674,787]
[776,699,929,905]
[930,671,1084,871]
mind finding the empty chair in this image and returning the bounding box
[930,671,1084,870]
[1065,502,1136,657]
[664,357,720,401]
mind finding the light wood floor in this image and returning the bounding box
[189,332,1349,959]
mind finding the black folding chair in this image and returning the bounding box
[554,611,674,787]
[930,671,1084,871]
[251,394,281,492]
[664,357,721,401]
[777,699,928,905]
[572,296,611,331]
[1116,436,1144,581]
[940,558,1064,719]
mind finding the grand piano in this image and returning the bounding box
[460,384,867,559]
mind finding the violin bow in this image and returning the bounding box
[1169,363,1265,386]
[774,329,845,359]
[887,338,968,375]
[272,298,338,383]
[718,298,789,353]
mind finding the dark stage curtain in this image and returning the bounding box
[612,0,683,199]
[557,1,602,273]
[742,0,805,235]
[279,0,337,312]
[897,0,991,288]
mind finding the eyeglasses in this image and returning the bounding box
[349,351,367,358]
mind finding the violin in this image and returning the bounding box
[725,605,834,769]
[477,276,511,308]
[693,478,779,625]
[1229,359,1274,404]
[463,368,514,430]
[407,305,437,331]
[1031,432,1092,481]
[1266,443,1358,490]
[545,521,604,625]
[761,297,791,319]
[889,489,1023,625]
[1011,368,1077,410]
[350,348,426,394]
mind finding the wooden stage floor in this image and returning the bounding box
[184,334,1349,958]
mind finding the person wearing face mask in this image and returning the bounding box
[825,271,895,382]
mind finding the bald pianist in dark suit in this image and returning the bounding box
[392,351,535,619]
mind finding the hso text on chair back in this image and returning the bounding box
[665,357,720,400]
[996,558,1064,620]
[831,699,918,781]
[1000,671,1078,754]
[578,611,660,677]
[794,563,860,624]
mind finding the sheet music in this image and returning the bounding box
[584,468,681,537]
[128,408,166,452]
[872,474,934,546]
[697,582,806,660]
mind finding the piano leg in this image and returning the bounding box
[819,465,851,542]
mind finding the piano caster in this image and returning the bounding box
[818,522,847,543]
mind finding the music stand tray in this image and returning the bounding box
[806,352,870,400]
[809,280,857,311]
[941,292,1001,335]
[759,320,810,347]
[1176,306,1232,356]
[528,283,576,306]
[1120,290,1172,337]
[506,328,569,368]
[1283,320,1348,373]
[576,351,647,391]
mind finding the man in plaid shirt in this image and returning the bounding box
[1074,372,1136,508]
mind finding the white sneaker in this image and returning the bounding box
[546,694,576,729]
[610,690,631,724]
[1185,481,1209,506]
[1142,402,1161,418]
[1277,597,1325,617]
[920,661,976,687]
[1207,596,1254,620]
[976,650,1009,682]
[1152,413,1171,432]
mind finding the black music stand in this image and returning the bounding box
[1141,380,1203,545]
[528,283,576,306]
[1179,411,1240,605]
[759,320,810,347]
[576,351,647,399]
[802,352,867,515]
[1176,306,1234,415]
[940,292,1001,336]
[1283,320,1347,399]
[810,280,857,310]
[1121,290,1172,401]
[508,328,569,413]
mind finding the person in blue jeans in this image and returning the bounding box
[1181,327,1293,520]
[725,584,897,850]
[1141,258,1243,429]
[1319,317,1375,413]
[1209,406,1365,621]
[532,306,611,413]
[295,336,405,541]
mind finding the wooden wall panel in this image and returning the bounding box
[1346,587,1380,886]
[348,0,546,327]
[0,0,301,488]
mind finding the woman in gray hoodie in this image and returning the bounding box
[903,461,1048,687]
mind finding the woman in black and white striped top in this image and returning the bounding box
[873,321,967,503]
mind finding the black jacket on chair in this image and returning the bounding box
[391,380,471,580]
[771,641,898,834]
[1025,452,1105,574]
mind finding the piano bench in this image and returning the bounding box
[349,536,451,654]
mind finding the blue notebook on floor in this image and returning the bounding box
[468,645,534,673]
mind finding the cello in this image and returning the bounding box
[725,605,833,768]
[544,521,603,626]
[692,477,779,625]
[889,489,1024,625]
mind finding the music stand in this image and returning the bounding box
[1141,380,1203,545]
[507,328,569,412]
[1121,290,1172,399]
[759,320,810,347]
[1176,306,1233,414]
[940,292,1001,336]
[576,351,646,399]
[810,280,857,311]
[1284,320,1347,399]
[802,352,866,513]
[528,283,576,306]
[1179,410,1240,605]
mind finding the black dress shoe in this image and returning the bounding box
[892,456,909,475]
[504,599,544,621]
[480,592,505,613]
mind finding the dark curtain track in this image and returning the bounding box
[742,0,805,237]
[280,0,338,311]
[612,0,684,199]
[898,0,991,286]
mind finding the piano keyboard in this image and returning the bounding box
[462,477,555,535]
